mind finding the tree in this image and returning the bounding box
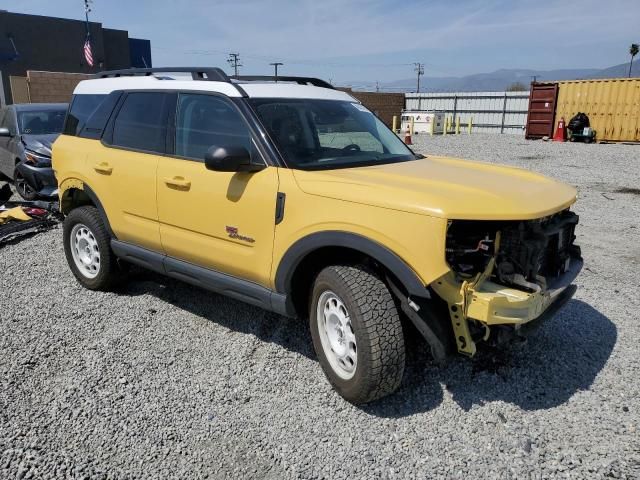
[506,82,527,92]
[629,44,639,78]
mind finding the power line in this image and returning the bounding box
[227,53,242,76]
[269,62,284,81]
[151,46,413,69]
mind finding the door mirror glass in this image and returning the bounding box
[0,127,11,137]
[204,145,264,173]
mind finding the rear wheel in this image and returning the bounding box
[63,206,123,290]
[310,265,405,404]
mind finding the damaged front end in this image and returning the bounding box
[432,209,582,355]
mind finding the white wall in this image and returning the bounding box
[405,91,530,134]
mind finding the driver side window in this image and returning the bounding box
[175,94,252,161]
[1,109,16,134]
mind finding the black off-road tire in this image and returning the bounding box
[310,265,405,404]
[63,206,123,291]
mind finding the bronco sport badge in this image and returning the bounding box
[225,226,255,243]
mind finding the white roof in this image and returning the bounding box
[73,75,356,102]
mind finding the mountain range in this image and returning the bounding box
[343,61,640,93]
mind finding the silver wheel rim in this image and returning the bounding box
[317,290,357,380]
[70,223,101,279]
[15,172,34,198]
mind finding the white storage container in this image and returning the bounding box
[400,111,445,134]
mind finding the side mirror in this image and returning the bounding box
[0,127,11,137]
[204,145,265,173]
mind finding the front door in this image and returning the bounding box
[0,108,17,178]
[157,93,279,287]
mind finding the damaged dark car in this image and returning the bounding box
[0,103,67,200]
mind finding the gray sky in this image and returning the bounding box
[7,0,640,84]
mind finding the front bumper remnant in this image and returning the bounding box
[16,162,57,197]
[432,256,583,356]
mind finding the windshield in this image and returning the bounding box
[17,108,67,135]
[249,99,416,170]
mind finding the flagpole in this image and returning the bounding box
[84,0,91,34]
[83,0,94,68]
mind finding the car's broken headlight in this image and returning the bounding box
[24,150,51,167]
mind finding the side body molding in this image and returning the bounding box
[110,240,295,317]
[274,231,428,298]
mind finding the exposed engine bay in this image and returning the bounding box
[445,210,580,293]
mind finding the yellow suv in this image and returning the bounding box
[53,68,582,404]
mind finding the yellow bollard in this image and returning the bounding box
[443,116,447,136]
[455,116,460,135]
[468,116,473,134]
[392,115,398,133]
[410,117,415,135]
[430,115,435,136]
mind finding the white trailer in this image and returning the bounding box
[401,111,445,134]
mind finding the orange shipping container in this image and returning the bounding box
[554,78,640,142]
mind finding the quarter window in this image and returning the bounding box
[175,94,251,161]
[111,92,170,154]
[64,94,107,136]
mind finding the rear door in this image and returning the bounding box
[86,91,173,252]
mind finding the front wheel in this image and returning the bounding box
[310,265,405,404]
[14,168,37,200]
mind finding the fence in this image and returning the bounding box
[405,91,530,134]
[339,88,405,127]
[4,71,92,105]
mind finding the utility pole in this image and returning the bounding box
[269,62,284,81]
[227,53,242,76]
[414,63,424,93]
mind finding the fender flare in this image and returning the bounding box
[60,180,116,239]
[274,231,428,298]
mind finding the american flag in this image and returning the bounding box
[83,34,94,67]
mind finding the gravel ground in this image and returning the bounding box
[1,134,639,479]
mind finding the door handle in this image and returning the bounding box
[164,176,191,190]
[93,162,113,174]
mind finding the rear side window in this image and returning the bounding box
[64,94,107,136]
[111,92,170,154]
[78,91,122,140]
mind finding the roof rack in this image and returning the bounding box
[95,67,230,82]
[93,68,334,90]
[231,75,334,89]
